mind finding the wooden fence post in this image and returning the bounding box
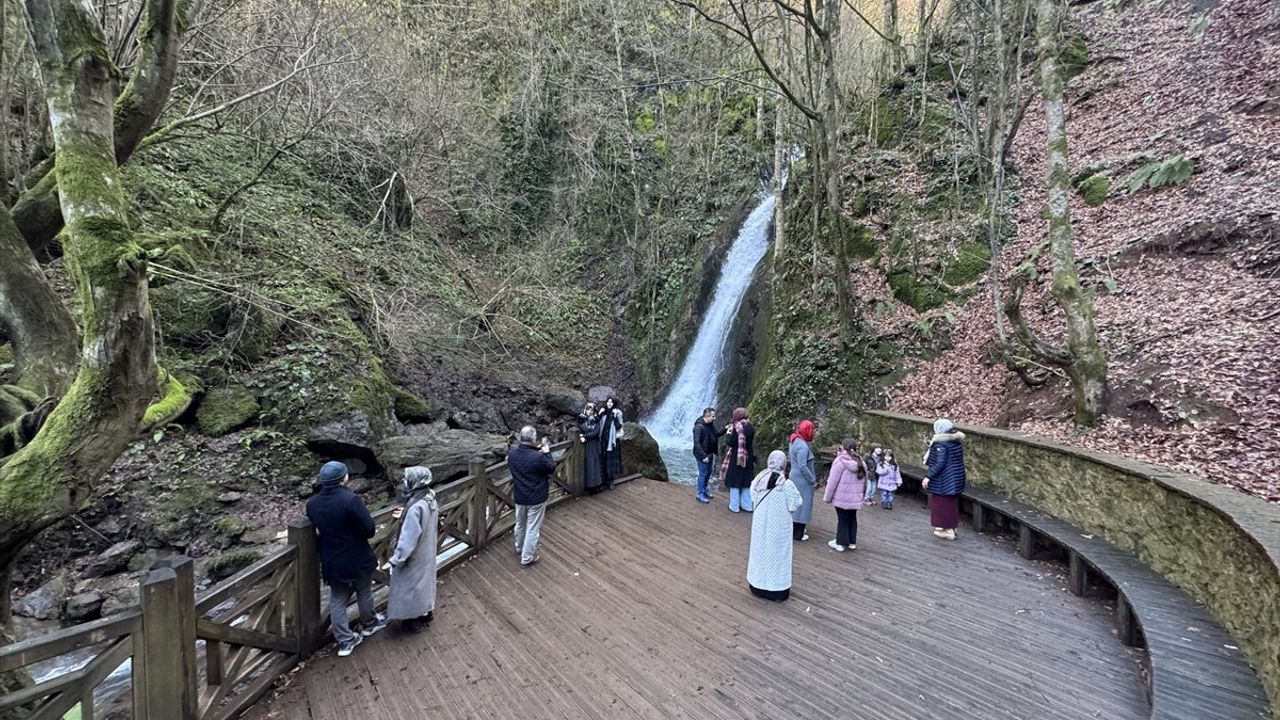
[569,438,584,496]
[470,457,490,549]
[288,518,323,656]
[135,560,197,719]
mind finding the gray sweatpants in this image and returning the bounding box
[513,502,547,564]
[329,573,376,645]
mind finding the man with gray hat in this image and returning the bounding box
[305,461,387,656]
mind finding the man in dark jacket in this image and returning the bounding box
[305,461,387,656]
[692,407,720,504]
[508,425,557,567]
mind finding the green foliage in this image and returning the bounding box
[889,267,953,311]
[392,387,435,423]
[1076,173,1111,207]
[1188,13,1210,41]
[845,224,878,260]
[1062,33,1091,80]
[941,241,991,286]
[1125,154,1194,193]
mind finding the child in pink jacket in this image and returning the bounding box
[823,438,870,551]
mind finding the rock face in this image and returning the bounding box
[307,410,382,464]
[197,386,261,437]
[83,540,142,579]
[542,385,585,417]
[15,574,67,620]
[587,386,617,404]
[620,423,668,482]
[377,424,509,481]
[64,591,105,622]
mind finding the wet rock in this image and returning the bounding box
[377,426,508,481]
[63,591,106,622]
[127,550,160,573]
[15,575,67,620]
[620,423,669,482]
[96,517,124,536]
[217,491,244,504]
[83,540,142,579]
[446,410,484,431]
[349,476,374,494]
[197,386,261,437]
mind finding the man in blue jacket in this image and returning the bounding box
[305,461,387,656]
[508,426,557,567]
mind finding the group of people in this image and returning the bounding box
[691,410,967,602]
[574,397,626,494]
[305,422,564,658]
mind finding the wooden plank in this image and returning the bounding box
[288,517,322,656]
[196,546,297,613]
[1069,551,1087,596]
[0,611,139,673]
[1018,523,1036,559]
[137,565,197,719]
[27,636,132,720]
[196,618,296,654]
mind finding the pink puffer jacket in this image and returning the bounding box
[823,450,867,510]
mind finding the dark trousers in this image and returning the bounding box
[835,508,858,546]
[793,522,807,540]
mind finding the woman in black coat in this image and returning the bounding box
[598,396,624,490]
[577,403,604,494]
[720,407,756,512]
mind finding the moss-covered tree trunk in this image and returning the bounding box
[0,0,158,613]
[1006,0,1108,425]
[0,207,78,396]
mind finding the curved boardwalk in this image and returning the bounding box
[248,480,1146,720]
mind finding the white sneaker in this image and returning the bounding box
[337,634,363,657]
[827,539,845,552]
[359,613,388,637]
[801,534,810,542]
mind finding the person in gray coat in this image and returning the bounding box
[387,466,439,633]
[788,419,817,541]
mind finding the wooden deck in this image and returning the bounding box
[246,480,1148,720]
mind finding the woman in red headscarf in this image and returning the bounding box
[720,407,756,512]
[787,419,817,541]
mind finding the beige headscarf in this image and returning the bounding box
[751,450,789,493]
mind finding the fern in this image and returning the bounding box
[1125,154,1194,193]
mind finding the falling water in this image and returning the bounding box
[643,193,776,482]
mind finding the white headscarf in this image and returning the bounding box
[751,450,789,493]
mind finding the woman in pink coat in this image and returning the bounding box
[822,438,870,551]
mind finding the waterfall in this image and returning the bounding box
[643,193,776,481]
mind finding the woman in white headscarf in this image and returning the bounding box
[746,450,802,602]
[387,466,439,632]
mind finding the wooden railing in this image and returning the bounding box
[0,439,585,719]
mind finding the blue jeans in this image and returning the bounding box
[695,457,713,499]
[864,477,878,501]
[881,488,895,506]
[728,486,754,512]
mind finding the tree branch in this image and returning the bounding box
[1003,273,1074,365]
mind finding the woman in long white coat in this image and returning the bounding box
[387,466,439,633]
[746,450,802,602]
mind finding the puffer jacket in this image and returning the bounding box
[822,450,868,510]
[925,431,967,496]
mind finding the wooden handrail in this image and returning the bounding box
[0,437,586,719]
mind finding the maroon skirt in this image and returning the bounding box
[929,494,960,530]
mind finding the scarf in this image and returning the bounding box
[604,409,621,451]
[789,419,815,445]
[751,450,789,493]
[720,419,749,478]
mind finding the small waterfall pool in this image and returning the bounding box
[642,194,776,484]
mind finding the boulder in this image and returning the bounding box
[63,591,105,622]
[14,574,68,620]
[83,540,142,579]
[377,426,508,482]
[204,549,263,581]
[621,423,668,482]
[196,386,260,437]
[101,586,140,616]
[216,491,244,504]
[542,385,585,417]
[587,385,617,404]
[307,410,380,463]
[391,387,437,424]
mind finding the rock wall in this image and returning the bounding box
[862,410,1280,714]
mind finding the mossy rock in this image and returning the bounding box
[214,515,247,541]
[888,267,953,311]
[197,386,261,437]
[0,344,12,366]
[392,386,436,424]
[845,224,878,260]
[150,285,227,348]
[205,549,263,581]
[942,241,992,287]
[1076,173,1111,207]
[1062,33,1091,80]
